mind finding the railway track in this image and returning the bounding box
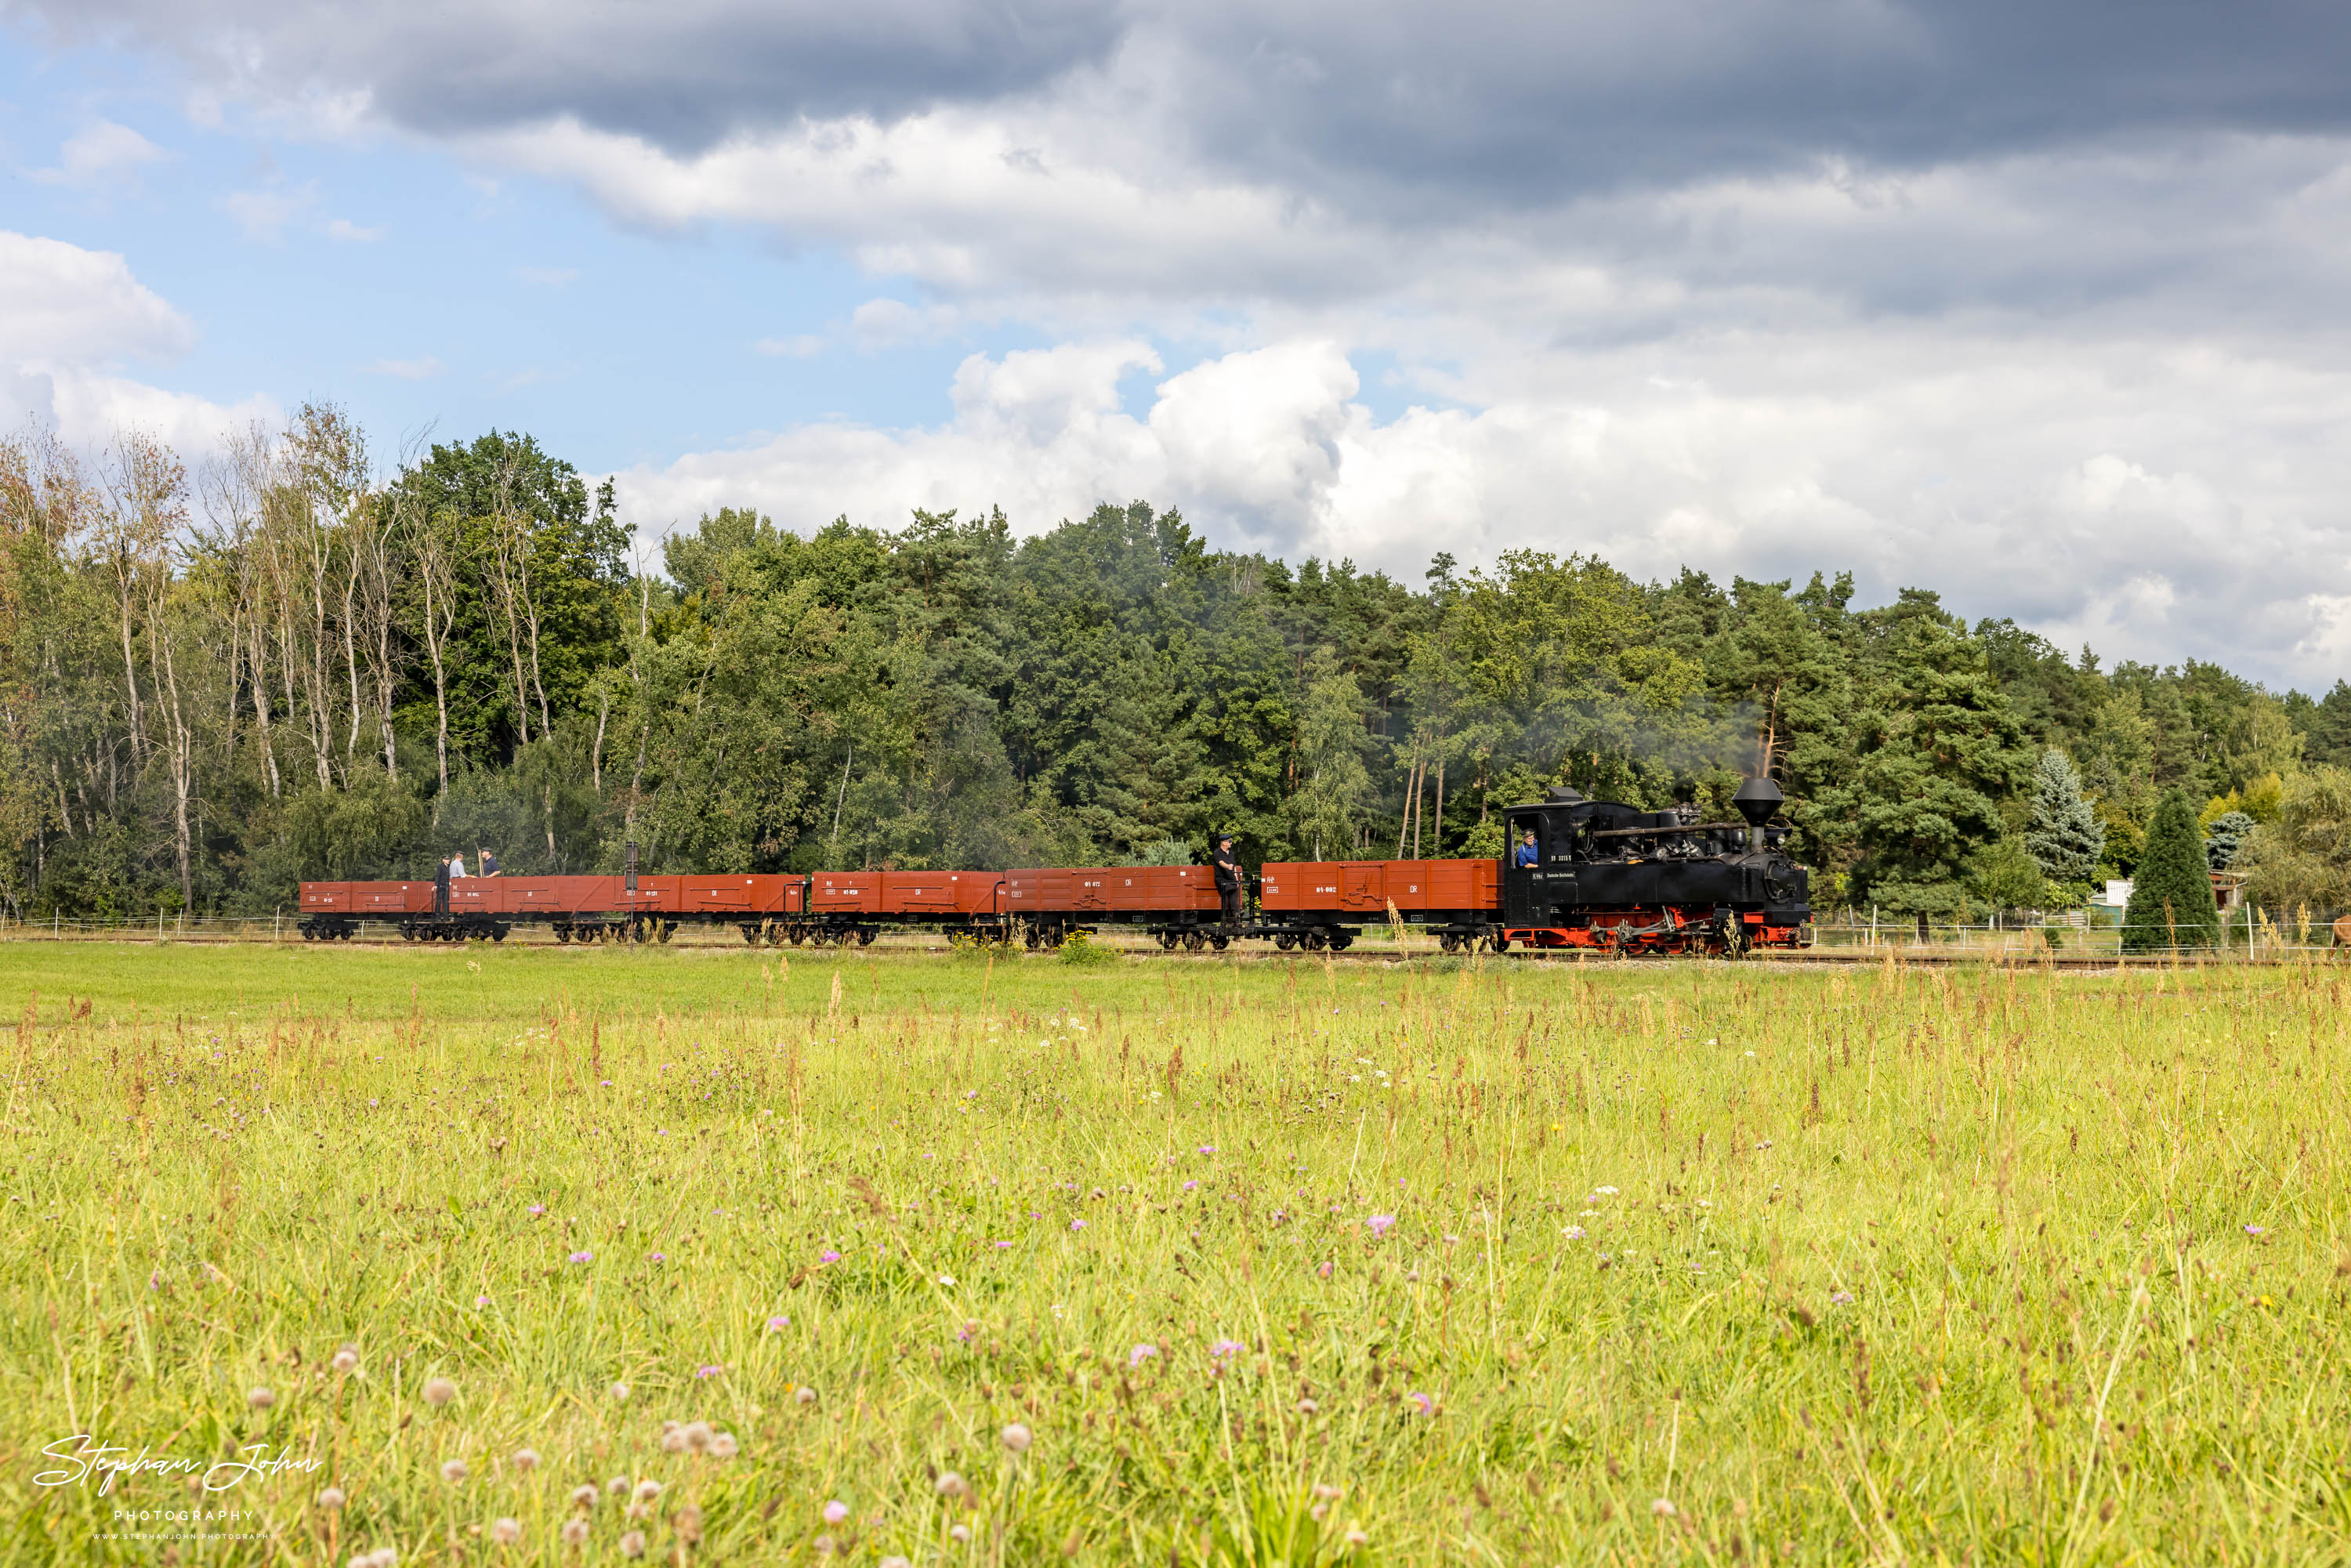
[0,929,2318,968]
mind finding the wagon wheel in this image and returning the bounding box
[1210,934,1230,951]
[1273,932,1295,951]
[1179,930,1204,952]
[1436,932,1458,954]
[659,922,676,944]
[1302,929,1328,952]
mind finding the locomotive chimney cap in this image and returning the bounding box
[1547,785,1585,803]
[1732,776,1784,826]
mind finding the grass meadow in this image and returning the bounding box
[0,940,2344,1566]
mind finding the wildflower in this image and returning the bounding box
[1831,1291,1855,1305]
[618,1530,647,1559]
[648,1253,666,1263]
[938,1471,969,1498]
[1316,1261,1333,1279]
[1129,1343,1159,1367]
[696,1363,723,1378]
[512,1448,540,1472]
[1183,1180,1198,1190]
[1652,1499,1677,1518]
[317,1487,346,1510]
[1198,1146,1215,1154]
[331,1345,360,1375]
[423,1377,458,1407]
[1070,1219,1087,1231]
[569,1251,594,1264]
[1366,1215,1395,1238]
[819,1250,842,1263]
[767,1314,789,1332]
[823,1501,850,1525]
[1211,1338,1244,1358]
[609,1382,630,1402]
[572,1484,599,1511]
[560,1519,589,1545]
[939,1273,957,1287]
[1001,1422,1032,1453]
[1562,1226,1585,1240]
[993,1240,1013,1249]
[441,1459,468,1483]
[2244,1224,2266,1236]
[248,1388,275,1410]
[491,1518,522,1544]
[1409,1391,1434,1415]
[1596,1186,1620,1196]
[528,1204,546,1217]
[475,1295,491,1308]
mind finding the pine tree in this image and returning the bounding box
[2023,749,2103,895]
[2122,788,2220,951]
[2203,809,2254,870]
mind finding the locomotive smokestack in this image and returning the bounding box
[1731,777,1783,849]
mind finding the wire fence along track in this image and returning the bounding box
[0,912,2342,967]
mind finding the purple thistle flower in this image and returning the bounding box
[1070,1219,1087,1231]
[1183,1180,1198,1190]
[1210,1338,1244,1358]
[696,1364,723,1378]
[1197,1146,1216,1155]
[649,1252,667,1263]
[820,1250,841,1263]
[766,1315,788,1331]
[1129,1343,1159,1367]
[475,1294,491,1307]
[1409,1391,1434,1416]
[2244,1224,2266,1236]
[1830,1290,1855,1305]
[1562,1226,1585,1241]
[570,1250,594,1264]
[527,1204,546,1216]
[993,1240,1013,1249]
[1366,1215,1395,1237]
[1315,1261,1333,1279]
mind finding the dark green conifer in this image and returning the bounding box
[2122,788,2220,951]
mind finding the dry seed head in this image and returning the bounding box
[708,1432,739,1459]
[618,1530,647,1559]
[683,1419,713,1453]
[440,1459,468,1483]
[422,1377,457,1407]
[560,1519,589,1546]
[673,1505,705,1544]
[317,1487,346,1511]
[633,1479,663,1502]
[610,1382,630,1403]
[490,1518,521,1545]
[936,1471,968,1498]
[331,1345,360,1374]
[1000,1422,1031,1453]
[571,1484,599,1511]
[248,1388,275,1410]
[511,1448,540,1472]
[605,1476,631,1496]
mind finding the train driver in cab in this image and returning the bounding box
[1514,827,1540,869]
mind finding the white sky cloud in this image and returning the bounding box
[0,230,273,450]
[28,120,172,194]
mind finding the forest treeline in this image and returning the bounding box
[7,405,2351,921]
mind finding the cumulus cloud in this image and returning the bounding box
[28,119,172,194]
[618,333,2351,686]
[0,230,273,449]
